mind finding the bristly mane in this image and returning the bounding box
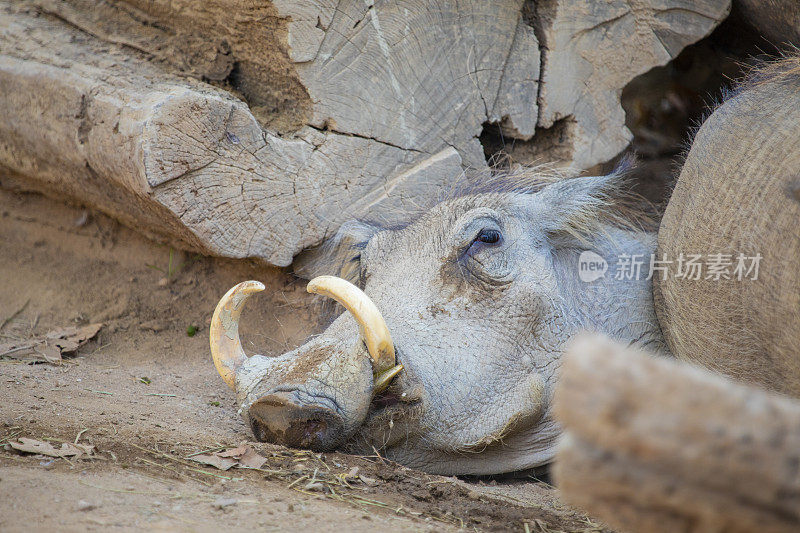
[735,47,800,93]
[446,155,655,241]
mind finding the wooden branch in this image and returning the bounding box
[553,334,800,533]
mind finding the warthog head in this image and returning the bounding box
[210,168,665,475]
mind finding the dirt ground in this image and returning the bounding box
[0,188,607,532]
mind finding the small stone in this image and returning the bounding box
[139,320,165,333]
[74,210,89,227]
[358,475,377,487]
[77,500,97,512]
[212,497,238,510]
[157,277,169,287]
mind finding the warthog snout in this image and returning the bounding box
[248,389,345,450]
[209,277,403,452]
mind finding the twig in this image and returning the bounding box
[286,474,309,489]
[187,467,238,480]
[74,428,89,444]
[28,313,40,335]
[0,340,39,357]
[145,393,177,397]
[250,467,292,476]
[138,457,201,484]
[185,446,227,458]
[0,300,29,331]
[84,388,114,395]
[0,429,23,445]
[131,443,192,465]
[370,445,387,465]
[89,342,113,355]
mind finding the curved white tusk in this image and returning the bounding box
[210,280,265,389]
[307,275,396,373]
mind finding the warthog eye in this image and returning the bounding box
[476,228,502,245]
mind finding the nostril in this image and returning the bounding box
[247,391,345,451]
[286,417,329,448]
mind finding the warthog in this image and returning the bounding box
[210,166,665,475]
[210,56,800,475]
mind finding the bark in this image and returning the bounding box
[553,334,800,533]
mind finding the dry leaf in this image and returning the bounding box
[0,323,102,363]
[75,443,96,455]
[218,444,268,469]
[48,323,103,353]
[38,344,62,363]
[52,338,80,352]
[9,438,62,456]
[237,447,267,469]
[9,438,94,459]
[191,445,267,470]
[189,454,237,471]
[216,445,248,458]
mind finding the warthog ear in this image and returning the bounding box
[530,164,631,245]
[293,220,380,286]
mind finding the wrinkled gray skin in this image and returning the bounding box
[244,173,665,475]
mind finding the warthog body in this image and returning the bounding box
[211,56,800,475]
[655,55,800,396]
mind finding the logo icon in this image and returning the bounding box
[578,250,607,282]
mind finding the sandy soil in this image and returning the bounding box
[0,188,607,532]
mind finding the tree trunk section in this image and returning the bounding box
[1,1,730,266]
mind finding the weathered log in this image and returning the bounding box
[30,0,731,170]
[553,334,800,533]
[1,1,729,266]
[534,0,731,168]
[0,4,463,266]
